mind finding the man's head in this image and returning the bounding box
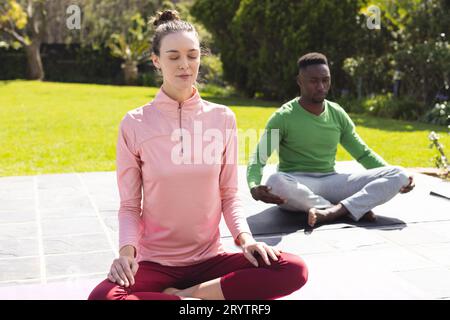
[296,52,331,103]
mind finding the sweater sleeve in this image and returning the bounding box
[339,111,388,169]
[116,116,143,254]
[246,111,283,189]
[220,111,252,240]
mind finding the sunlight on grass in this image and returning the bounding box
[0,80,449,177]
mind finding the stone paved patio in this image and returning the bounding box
[0,162,449,299]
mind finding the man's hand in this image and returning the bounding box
[400,175,415,194]
[250,185,287,204]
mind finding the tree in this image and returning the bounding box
[192,0,369,99]
[0,0,46,80]
[107,13,151,85]
[78,0,162,48]
[80,0,214,86]
[360,0,450,105]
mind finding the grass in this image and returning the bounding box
[0,80,449,177]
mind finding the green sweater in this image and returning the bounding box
[246,97,388,189]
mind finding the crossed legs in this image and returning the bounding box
[266,166,410,227]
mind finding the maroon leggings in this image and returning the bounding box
[88,252,308,300]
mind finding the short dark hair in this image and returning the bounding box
[297,52,328,73]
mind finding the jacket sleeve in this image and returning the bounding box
[220,111,252,241]
[116,116,143,255]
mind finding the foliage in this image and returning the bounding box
[0,0,48,80]
[192,0,373,99]
[362,94,426,120]
[192,0,450,109]
[107,13,151,64]
[393,36,450,103]
[423,101,450,127]
[0,0,30,48]
[428,131,449,178]
[77,0,161,48]
[198,54,224,85]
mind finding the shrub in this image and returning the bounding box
[198,54,224,86]
[337,94,427,121]
[422,101,450,127]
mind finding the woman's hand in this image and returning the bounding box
[237,232,281,267]
[107,246,139,287]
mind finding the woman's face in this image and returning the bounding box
[152,31,200,92]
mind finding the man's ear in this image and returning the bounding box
[151,53,160,69]
[296,73,302,87]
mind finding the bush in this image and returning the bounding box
[137,71,159,87]
[363,94,426,120]
[394,38,450,105]
[422,101,450,127]
[197,83,237,97]
[0,44,167,85]
[42,44,123,84]
[0,48,27,79]
[338,94,427,121]
[198,54,224,86]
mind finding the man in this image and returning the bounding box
[247,52,415,227]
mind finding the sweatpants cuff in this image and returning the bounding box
[340,200,362,221]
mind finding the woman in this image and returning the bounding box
[88,10,308,300]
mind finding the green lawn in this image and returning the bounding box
[0,80,448,177]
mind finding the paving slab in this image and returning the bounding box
[0,277,102,300]
[394,267,450,299]
[0,237,39,258]
[40,217,105,237]
[0,210,36,224]
[284,252,432,300]
[404,242,450,267]
[45,251,115,278]
[0,257,41,283]
[0,222,38,239]
[42,233,111,255]
[374,223,450,245]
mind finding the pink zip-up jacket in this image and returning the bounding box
[116,87,251,266]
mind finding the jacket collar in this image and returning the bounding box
[153,86,202,114]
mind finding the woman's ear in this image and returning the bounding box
[151,53,161,69]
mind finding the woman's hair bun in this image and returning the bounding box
[152,10,181,27]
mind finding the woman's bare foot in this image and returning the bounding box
[162,287,180,295]
[162,287,201,300]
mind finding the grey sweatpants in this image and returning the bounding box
[265,166,410,221]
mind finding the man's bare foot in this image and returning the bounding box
[308,204,349,227]
[162,287,201,300]
[360,210,377,222]
[308,208,332,227]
